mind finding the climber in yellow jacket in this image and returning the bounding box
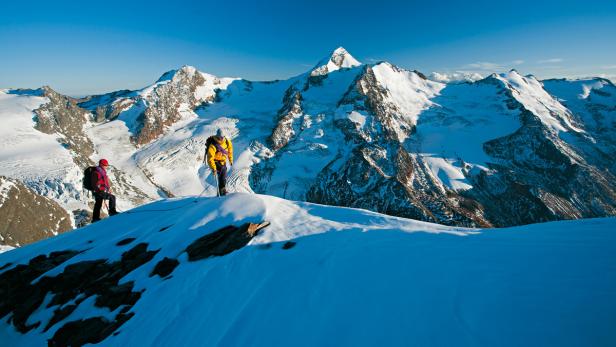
[205,128,233,196]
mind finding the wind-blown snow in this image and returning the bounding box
[1,193,615,346]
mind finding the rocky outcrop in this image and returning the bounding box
[268,86,303,151]
[133,67,207,145]
[77,89,135,122]
[0,176,72,247]
[0,221,269,346]
[33,86,95,168]
[307,66,490,227]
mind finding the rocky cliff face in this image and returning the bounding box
[33,86,95,168]
[0,176,71,247]
[306,64,489,227]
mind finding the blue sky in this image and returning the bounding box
[1,0,615,95]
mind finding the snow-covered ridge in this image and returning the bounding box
[1,193,615,346]
[492,70,584,133]
[371,62,444,135]
[2,47,616,246]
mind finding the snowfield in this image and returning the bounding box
[0,90,84,211]
[1,193,615,346]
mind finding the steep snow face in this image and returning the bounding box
[262,68,365,200]
[493,71,584,133]
[1,194,615,346]
[371,62,444,141]
[310,47,362,76]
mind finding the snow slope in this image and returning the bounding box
[409,79,521,190]
[494,71,584,133]
[1,193,615,346]
[0,90,84,210]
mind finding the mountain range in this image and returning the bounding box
[1,47,616,247]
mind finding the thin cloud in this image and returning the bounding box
[511,60,524,65]
[601,65,616,69]
[464,62,503,71]
[538,58,564,64]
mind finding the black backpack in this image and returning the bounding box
[205,136,229,155]
[205,136,216,152]
[83,166,97,191]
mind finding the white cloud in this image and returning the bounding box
[538,58,564,64]
[511,60,525,65]
[464,61,503,71]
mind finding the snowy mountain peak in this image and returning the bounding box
[156,65,200,83]
[310,47,362,76]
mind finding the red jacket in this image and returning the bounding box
[92,166,110,192]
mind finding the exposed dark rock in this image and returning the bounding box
[48,313,134,347]
[0,176,72,247]
[0,243,157,336]
[282,241,296,250]
[44,304,77,332]
[132,66,209,145]
[0,262,12,271]
[186,222,270,261]
[150,257,179,278]
[77,89,135,122]
[73,209,92,229]
[33,86,95,168]
[269,86,303,151]
[116,238,136,246]
[0,250,79,332]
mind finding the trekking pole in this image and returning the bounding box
[214,170,220,197]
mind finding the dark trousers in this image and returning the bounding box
[215,161,227,196]
[93,191,117,222]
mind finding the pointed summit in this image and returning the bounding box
[310,47,362,76]
[156,65,200,83]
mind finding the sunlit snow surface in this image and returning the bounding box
[0,90,85,211]
[1,193,615,346]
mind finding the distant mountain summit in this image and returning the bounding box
[310,46,362,76]
[1,48,616,247]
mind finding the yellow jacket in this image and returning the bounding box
[206,137,233,170]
